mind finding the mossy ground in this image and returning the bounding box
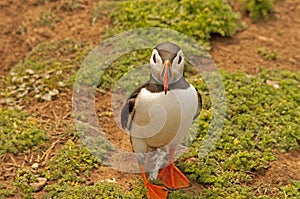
[0,0,299,198]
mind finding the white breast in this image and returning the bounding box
[131,85,198,148]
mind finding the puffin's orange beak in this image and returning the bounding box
[162,60,171,95]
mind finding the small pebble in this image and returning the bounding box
[32,163,39,170]
[30,177,47,191]
[266,80,280,89]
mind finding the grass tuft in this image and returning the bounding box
[0,109,48,157]
[35,10,60,28]
[240,0,275,22]
[279,181,300,199]
[257,47,278,60]
[41,139,100,183]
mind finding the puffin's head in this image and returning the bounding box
[150,42,184,94]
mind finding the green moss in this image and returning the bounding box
[97,0,241,46]
[13,168,38,199]
[240,0,275,22]
[43,182,145,199]
[0,109,48,157]
[169,190,199,198]
[257,47,278,60]
[41,139,100,183]
[178,69,299,197]
[279,181,300,199]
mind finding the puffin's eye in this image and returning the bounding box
[178,55,182,64]
[153,54,156,63]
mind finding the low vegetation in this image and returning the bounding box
[257,47,278,60]
[1,65,299,198]
[0,40,89,107]
[179,69,300,198]
[104,0,241,47]
[0,109,48,157]
[240,0,275,22]
[2,0,299,198]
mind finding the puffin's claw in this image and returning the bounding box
[145,182,168,199]
[158,163,191,190]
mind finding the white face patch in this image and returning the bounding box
[171,50,184,82]
[150,49,163,83]
[150,49,163,66]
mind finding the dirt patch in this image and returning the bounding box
[211,0,300,74]
[0,0,107,76]
[267,150,300,184]
[89,166,140,191]
[95,91,132,152]
[251,149,300,196]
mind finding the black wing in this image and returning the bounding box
[121,84,145,130]
[193,88,202,120]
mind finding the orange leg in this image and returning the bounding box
[158,147,191,190]
[139,165,168,199]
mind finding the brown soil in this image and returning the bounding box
[0,0,107,76]
[251,150,300,196]
[211,0,300,74]
[0,0,300,197]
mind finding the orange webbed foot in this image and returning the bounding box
[145,183,168,199]
[158,163,191,190]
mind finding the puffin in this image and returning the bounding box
[121,42,202,199]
